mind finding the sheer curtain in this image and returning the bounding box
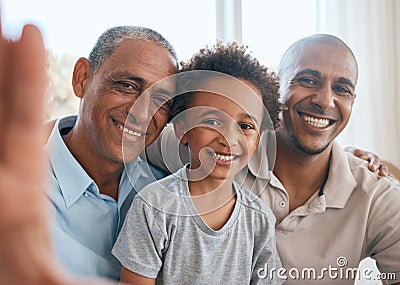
[317,0,400,167]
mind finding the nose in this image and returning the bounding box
[217,124,240,149]
[311,83,335,110]
[126,94,153,125]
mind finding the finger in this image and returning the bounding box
[365,152,382,173]
[378,164,389,177]
[4,24,46,169]
[0,13,9,154]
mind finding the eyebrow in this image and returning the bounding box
[295,69,321,79]
[337,77,355,89]
[112,72,174,97]
[198,109,260,126]
[295,69,355,89]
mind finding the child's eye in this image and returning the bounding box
[202,119,220,126]
[238,123,254,130]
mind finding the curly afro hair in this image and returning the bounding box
[169,41,281,130]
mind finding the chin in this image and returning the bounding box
[290,134,331,155]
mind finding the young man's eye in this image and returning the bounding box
[297,77,319,87]
[333,85,353,97]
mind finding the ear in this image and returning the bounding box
[72,57,92,98]
[173,120,188,145]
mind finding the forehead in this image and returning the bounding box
[97,39,177,86]
[292,43,358,85]
[188,77,264,121]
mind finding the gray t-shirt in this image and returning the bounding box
[112,167,282,284]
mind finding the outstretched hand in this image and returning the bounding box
[0,22,117,285]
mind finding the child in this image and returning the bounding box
[112,42,282,284]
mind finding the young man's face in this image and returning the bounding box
[279,42,358,155]
[78,39,177,163]
[177,79,264,181]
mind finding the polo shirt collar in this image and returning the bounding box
[46,115,94,208]
[322,141,358,208]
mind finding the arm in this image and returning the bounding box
[120,267,155,285]
[0,22,115,285]
[366,183,400,284]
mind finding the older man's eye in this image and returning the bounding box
[116,81,140,94]
[152,94,172,111]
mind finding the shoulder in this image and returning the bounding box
[135,167,188,215]
[347,152,400,195]
[236,183,276,225]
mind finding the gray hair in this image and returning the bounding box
[88,26,178,72]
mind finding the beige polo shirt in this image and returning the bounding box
[238,141,400,284]
[146,126,400,284]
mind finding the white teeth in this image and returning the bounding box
[118,124,143,137]
[302,115,330,128]
[211,152,236,161]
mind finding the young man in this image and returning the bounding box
[254,34,400,284]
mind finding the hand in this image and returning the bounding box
[344,146,389,177]
[0,21,117,285]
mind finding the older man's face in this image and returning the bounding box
[79,39,177,163]
[279,43,358,155]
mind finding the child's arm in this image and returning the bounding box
[120,266,155,285]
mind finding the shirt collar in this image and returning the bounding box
[46,115,94,208]
[247,137,357,209]
[119,157,150,204]
[322,141,358,208]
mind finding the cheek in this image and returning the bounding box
[150,110,169,127]
[337,100,353,124]
[244,136,260,156]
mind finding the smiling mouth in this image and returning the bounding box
[210,152,238,162]
[112,118,145,137]
[300,113,335,129]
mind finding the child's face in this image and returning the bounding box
[178,79,264,180]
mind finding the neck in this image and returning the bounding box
[63,125,125,201]
[188,174,235,215]
[274,131,332,211]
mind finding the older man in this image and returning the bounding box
[45,26,177,280]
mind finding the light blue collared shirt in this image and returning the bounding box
[45,115,156,280]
